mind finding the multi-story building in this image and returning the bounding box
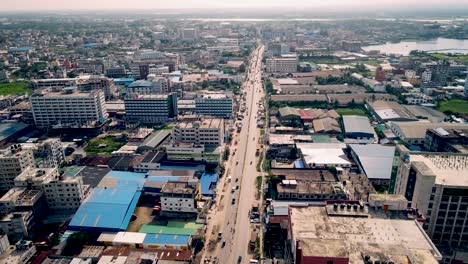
[160,181,199,215]
[179,28,198,41]
[422,69,432,83]
[106,66,126,78]
[124,93,178,125]
[35,138,64,168]
[14,167,87,211]
[0,145,34,191]
[165,143,221,163]
[147,75,169,94]
[287,203,442,264]
[173,118,224,146]
[194,93,232,118]
[266,55,298,73]
[424,127,468,153]
[425,60,450,85]
[394,150,468,261]
[375,66,386,82]
[30,88,107,129]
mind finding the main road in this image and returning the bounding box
[202,45,264,264]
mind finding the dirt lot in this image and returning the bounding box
[126,206,155,232]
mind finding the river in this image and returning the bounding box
[362,38,468,55]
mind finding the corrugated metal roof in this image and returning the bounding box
[349,144,396,180]
[342,115,374,135]
[143,233,190,246]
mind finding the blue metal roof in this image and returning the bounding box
[143,233,190,246]
[200,173,218,196]
[69,188,141,232]
[146,176,182,182]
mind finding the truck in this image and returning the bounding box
[249,231,257,251]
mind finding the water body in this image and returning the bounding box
[362,38,468,55]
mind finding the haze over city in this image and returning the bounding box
[0,1,468,264]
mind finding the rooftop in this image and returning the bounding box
[296,143,351,167]
[410,154,468,186]
[391,121,468,139]
[176,118,223,129]
[290,205,442,264]
[349,144,396,180]
[342,115,374,135]
[161,181,196,194]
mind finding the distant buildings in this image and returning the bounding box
[30,88,107,129]
[375,66,386,82]
[124,93,177,125]
[266,55,298,73]
[424,127,468,153]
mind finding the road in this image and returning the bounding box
[202,45,264,264]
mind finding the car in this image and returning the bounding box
[237,256,242,263]
[221,241,226,248]
[231,187,236,193]
[250,161,253,165]
[232,198,236,205]
[236,185,239,190]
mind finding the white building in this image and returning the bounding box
[405,70,416,80]
[124,93,178,124]
[266,56,298,73]
[30,88,107,129]
[194,92,233,118]
[0,145,35,191]
[173,118,224,146]
[165,143,221,163]
[147,75,169,94]
[148,66,169,75]
[160,181,199,214]
[14,167,87,211]
[36,138,64,168]
[422,69,432,83]
[404,93,433,105]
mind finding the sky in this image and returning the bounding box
[2,0,468,11]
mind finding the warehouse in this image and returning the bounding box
[342,115,375,141]
[349,144,396,186]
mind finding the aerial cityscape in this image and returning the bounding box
[0,1,468,264]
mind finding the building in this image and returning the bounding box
[0,240,36,264]
[425,60,450,85]
[349,144,396,186]
[147,75,169,94]
[287,204,442,264]
[133,152,165,172]
[124,93,177,125]
[30,88,107,129]
[179,28,198,40]
[14,167,87,211]
[266,56,298,73]
[375,66,386,82]
[0,212,34,239]
[173,118,224,146]
[422,69,432,83]
[165,143,221,163]
[0,145,34,191]
[367,100,419,123]
[394,151,468,260]
[194,93,232,118]
[342,115,375,141]
[296,143,351,168]
[35,138,64,168]
[390,121,468,146]
[424,127,468,153]
[160,181,199,215]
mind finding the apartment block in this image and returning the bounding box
[266,55,298,73]
[160,181,199,214]
[124,93,178,125]
[0,145,35,191]
[30,88,107,129]
[194,93,232,118]
[173,118,224,146]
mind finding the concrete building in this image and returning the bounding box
[349,144,396,186]
[424,127,468,153]
[124,93,177,125]
[173,118,224,147]
[0,212,34,239]
[0,145,35,191]
[179,28,198,40]
[287,203,442,264]
[160,181,199,215]
[30,88,107,129]
[375,66,386,82]
[165,143,221,163]
[194,93,232,118]
[266,56,298,73]
[0,240,36,264]
[390,121,468,146]
[297,143,352,168]
[35,138,64,168]
[422,69,432,83]
[342,115,375,141]
[14,167,87,211]
[394,151,468,259]
[147,75,169,94]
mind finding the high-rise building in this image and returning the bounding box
[30,88,107,129]
[35,138,64,168]
[194,92,233,118]
[394,150,468,259]
[173,118,224,146]
[124,93,178,124]
[0,145,34,191]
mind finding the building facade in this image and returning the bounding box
[173,119,224,146]
[30,89,107,129]
[124,93,178,125]
[194,93,232,118]
[0,145,35,191]
[266,56,298,73]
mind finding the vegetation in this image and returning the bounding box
[0,81,31,95]
[335,107,368,116]
[256,176,262,199]
[11,62,47,79]
[84,136,126,155]
[316,73,364,86]
[256,154,263,172]
[437,99,468,115]
[223,146,230,161]
[262,158,271,173]
[269,100,328,109]
[62,232,93,256]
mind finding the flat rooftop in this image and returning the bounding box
[290,205,441,264]
[176,118,223,129]
[161,182,196,194]
[296,143,351,167]
[411,154,468,186]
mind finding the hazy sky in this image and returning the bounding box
[2,0,468,11]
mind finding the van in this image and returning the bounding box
[249,260,259,264]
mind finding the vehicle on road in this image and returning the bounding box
[250,161,253,165]
[217,232,222,241]
[228,176,232,182]
[236,185,239,190]
[231,187,236,193]
[232,198,236,205]
[249,231,258,251]
[255,149,260,156]
[237,256,242,263]
[221,241,226,248]
[236,160,239,165]
[249,260,259,264]
[235,178,239,182]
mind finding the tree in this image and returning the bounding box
[63,232,92,256]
